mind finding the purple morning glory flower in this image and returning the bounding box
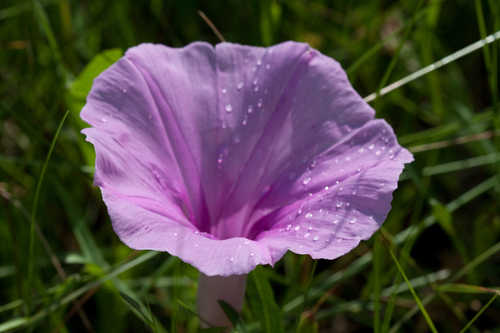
[81,41,412,326]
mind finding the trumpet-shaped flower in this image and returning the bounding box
[81,41,412,326]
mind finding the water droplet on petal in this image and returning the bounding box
[122,88,127,93]
[257,99,263,108]
[335,180,340,185]
[369,144,375,150]
[352,190,357,195]
[237,82,244,90]
[336,201,343,208]
[247,105,254,113]
[304,233,310,238]
[297,208,303,215]
[305,212,313,219]
[265,64,271,70]
[324,186,329,191]
[313,236,319,241]
[257,59,262,66]
[101,117,107,123]
[375,150,381,156]
[250,252,255,257]
[358,148,365,153]
[346,202,350,207]
[225,104,233,112]
[221,88,227,94]
[294,226,301,231]
[242,115,248,126]
[302,177,311,185]
[286,224,292,231]
[349,218,357,224]
[254,85,260,92]
[229,257,235,262]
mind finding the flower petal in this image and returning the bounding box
[81,41,412,276]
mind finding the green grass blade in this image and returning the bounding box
[27,110,69,311]
[250,268,284,333]
[458,294,498,333]
[364,30,500,102]
[388,249,438,333]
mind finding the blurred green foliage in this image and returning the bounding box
[1,0,499,332]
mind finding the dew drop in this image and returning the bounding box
[352,190,357,195]
[349,218,357,224]
[346,202,351,207]
[297,208,303,215]
[369,144,375,150]
[257,99,263,108]
[257,59,262,66]
[313,236,319,241]
[305,212,313,219]
[332,219,339,224]
[302,177,311,185]
[250,252,255,257]
[324,186,329,191]
[304,233,310,238]
[122,88,127,93]
[356,168,361,173]
[308,226,313,231]
[253,79,258,85]
[358,148,365,153]
[335,180,340,185]
[229,257,235,262]
[247,105,254,113]
[225,104,233,112]
[336,201,343,208]
[173,232,178,237]
[242,115,248,126]
[375,150,381,156]
[221,88,227,94]
[286,224,292,231]
[254,85,260,92]
[217,154,223,165]
[101,117,107,123]
[294,226,301,231]
[237,82,244,90]
[345,156,351,161]
[265,64,271,70]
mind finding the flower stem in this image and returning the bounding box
[197,273,247,327]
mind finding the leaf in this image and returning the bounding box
[217,300,240,327]
[248,267,284,333]
[430,198,454,236]
[66,49,123,166]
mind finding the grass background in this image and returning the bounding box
[1,0,499,332]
